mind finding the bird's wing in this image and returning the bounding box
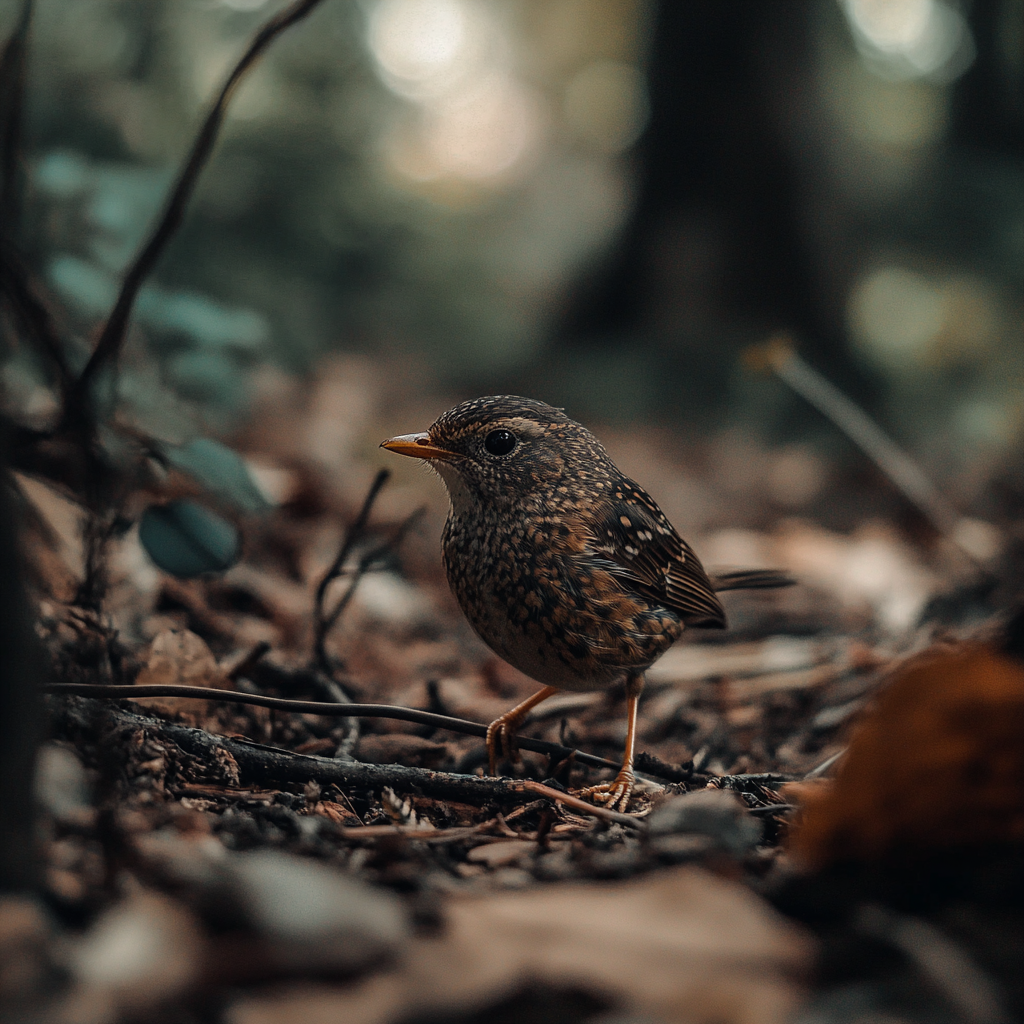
[575,484,726,627]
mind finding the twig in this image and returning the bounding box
[747,803,797,816]
[0,244,72,391]
[44,682,624,773]
[48,695,646,827]
[68,0,327,422]
[0,0,31,236]
[804,749,845,779]
[225,640,272,681]
[0,4,73,394]
[750,335,987,562]
[518,779,643,828]
[311,468,396,758]
[320,505,425,645]
[312,468,389,673]
[635,750,693,783]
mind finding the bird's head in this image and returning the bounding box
[381,395,608,512]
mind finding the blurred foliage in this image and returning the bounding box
[5,0,650,419]
[138,498,241,577]
[0,0,1021,496]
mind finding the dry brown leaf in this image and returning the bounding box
[227,865,813,1024]
[311,801,362,826]
[131,629,231,724]
[790,642,1024,866]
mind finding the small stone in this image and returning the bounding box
[647,790,761,856]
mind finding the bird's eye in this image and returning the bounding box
[484,429,517,456]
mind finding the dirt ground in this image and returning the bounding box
[6,357,1024,1024]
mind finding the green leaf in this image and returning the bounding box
[166,350,246,411]
[139,500,240,578]
[161,437,271,514]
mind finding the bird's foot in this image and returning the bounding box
[484,686,559,776]
[485,713,522,776]
[576,769,635,812]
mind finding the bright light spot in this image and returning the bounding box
[563,61,649,154]
[219,0,270,10]
[848,78,947,148]
[846,0,933,51]
[424,73,544,180]
[368,0,488,99]
[954,401,1013,445]
[850,267,999,370]
[841,0,974,82]
[849,265,944,369]
[951,517,1004,562]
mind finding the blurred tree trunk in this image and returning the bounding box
[557,0,869,410]
[0,449,41,892]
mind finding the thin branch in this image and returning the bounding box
[44,682,625,774]
[518,779,643,827]
[69,0,327,416]
[0,5,72,395]
[48,694,646,827]
[751,336,989,563]
[0,243,72,392]
[635,749,693,783]
[857,906,1011,1024]
[747,803,797,816]
[225,639,271,682]
[319,506,426,665]
[804,748,845,779]
[309,468,396,758]
[312,468,390,673]
[0,0,31,237]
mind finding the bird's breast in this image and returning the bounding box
[441,511,684,692]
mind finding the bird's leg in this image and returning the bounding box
[486,685,558,776]
[577,672,643,812]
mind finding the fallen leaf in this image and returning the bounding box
[790,642,1024,866]
[227,865,813,1024]
[131,629,230,724]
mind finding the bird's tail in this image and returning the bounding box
[710,569,796,592]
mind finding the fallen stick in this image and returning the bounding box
[47,695,644,828]
[44,682,624,772]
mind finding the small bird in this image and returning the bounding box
[382,396,792,809]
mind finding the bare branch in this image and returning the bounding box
[48,694,646,827]
[0,243,72,391]
[44,682,626,773]
[751,335,997,567]
[69,0,327,417]
[312,468,390,673]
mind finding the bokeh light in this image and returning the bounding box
[563,59,649,154]
[368,0,546,185]
[840,0,974,82]
[422,72,544,180]
[368,0,489,100]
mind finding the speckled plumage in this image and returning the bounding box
[382,396,792,807]
[398,396,726,691]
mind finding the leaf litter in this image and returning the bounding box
[8,362,1023,1024]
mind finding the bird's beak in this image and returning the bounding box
[380,432,461,461]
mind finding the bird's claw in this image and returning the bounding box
[485,717,521,776]
[576,770,635,812]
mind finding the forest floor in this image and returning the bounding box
[7,357,1024,1024]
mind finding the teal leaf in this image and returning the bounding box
[139,500,241,578]
[161,437,272,514]
[166,350,245,410]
